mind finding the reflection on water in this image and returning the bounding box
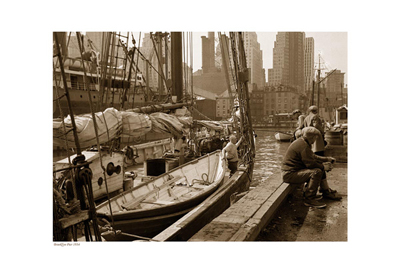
[251,130,290,188]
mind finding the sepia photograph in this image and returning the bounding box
[3,1,399,272]
[52,31,348,242]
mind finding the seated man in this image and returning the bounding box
[281,127,341,208]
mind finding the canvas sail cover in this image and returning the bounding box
[53,108,192,149]
[149,112,185,138]
[120,111,152,144]
[53,107,122,149]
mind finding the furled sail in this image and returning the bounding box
[53,107,122,149]
[53,107,193,149]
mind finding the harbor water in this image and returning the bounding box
[251,129,290,188]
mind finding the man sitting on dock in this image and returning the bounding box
[222,134,242,177]
[281,127,342,208]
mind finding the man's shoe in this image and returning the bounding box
[322,189,342,200]
[320,188,337,194]
[304,198,327,209]
[314,195,323,201]
[303,192,323,200]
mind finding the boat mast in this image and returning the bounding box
[236,32,255,158]
[229,32,255,161]
[171,32,183,102]
[316,53,321,113]
[99,32,112,111]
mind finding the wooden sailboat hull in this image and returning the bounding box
[153,163,253,241]
[100,200,200,241]
[96,150,225,241]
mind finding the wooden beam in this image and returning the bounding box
[59,210,89,229]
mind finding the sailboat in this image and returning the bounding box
[97,150,226,241]
[53,31,255,242]
[152,32,256,241]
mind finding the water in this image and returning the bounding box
[251,130,290,188]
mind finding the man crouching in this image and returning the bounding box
[281,127,341,208]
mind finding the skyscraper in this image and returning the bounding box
[243,32,264,91]
[305,37,315,95]
[268,32,306,94]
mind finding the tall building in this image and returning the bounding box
[305,37,314,96]
[243,32,264,91]
[193,32,227,95]
[268,32,306,94]
[201,32,217,74]
[194,32,265,95]
[216,90,233,120]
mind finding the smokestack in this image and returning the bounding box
[201,35,210,73]
[208,32,215,70]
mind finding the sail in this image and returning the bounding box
[53,107,195,149]
[53,107,122,149]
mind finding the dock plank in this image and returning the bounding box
[189,171,294,241]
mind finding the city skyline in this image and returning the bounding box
[189,32,348,84]
[131,31,347,85]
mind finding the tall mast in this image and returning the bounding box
[156,33,165,96]
[316,53,321,113]
[219,32,234,107]
[171,32,183,102]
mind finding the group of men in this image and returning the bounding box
[282,105,341,208]
[222,105,341,209]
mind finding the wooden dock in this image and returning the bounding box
[189,171,294,241]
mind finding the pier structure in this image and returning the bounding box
[189,161,347,241]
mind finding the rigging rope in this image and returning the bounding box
[53,60,77,199]
[150,33,169,100]
[76,32,116,231]
[131,32,142,109]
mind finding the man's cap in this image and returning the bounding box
[308,105,318,112]
[302,126,320,137]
